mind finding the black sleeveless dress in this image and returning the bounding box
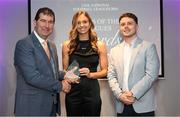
[65,40,102,116]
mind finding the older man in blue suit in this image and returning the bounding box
[108,13,160,116]
[14,7,71,116]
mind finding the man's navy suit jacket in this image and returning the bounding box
[14,32,64,116]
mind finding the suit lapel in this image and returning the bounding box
[129,38,143,74]
[48,42,58,79]
[31,33,54,72]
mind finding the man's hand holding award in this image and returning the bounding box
[64,60,80,83]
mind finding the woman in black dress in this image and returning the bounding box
[62,10,108,116]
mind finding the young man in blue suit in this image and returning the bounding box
[108,13,160,116]
[14,7,71,116]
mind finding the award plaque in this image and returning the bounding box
[65,60,80,82]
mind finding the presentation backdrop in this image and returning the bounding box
[29,0,164,77]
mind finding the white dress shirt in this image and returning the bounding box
[123,37,137,91]
[34,30,46,46]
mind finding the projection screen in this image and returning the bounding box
[29,0,164,77]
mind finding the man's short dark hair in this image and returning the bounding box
[119,12,138,24]
[34,7,55,22]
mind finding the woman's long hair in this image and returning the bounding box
[68,10,98,54]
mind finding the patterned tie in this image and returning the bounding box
[42,40,50,59]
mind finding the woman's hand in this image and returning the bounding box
[79,67,91,78]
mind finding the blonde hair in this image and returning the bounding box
[68,10,98,54]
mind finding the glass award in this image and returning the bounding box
[65,60,80,82]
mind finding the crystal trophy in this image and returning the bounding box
[65,60,80,82]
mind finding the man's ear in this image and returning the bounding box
[136,25,139,32]
[33,20,36,27]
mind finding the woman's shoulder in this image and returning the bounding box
[62,40,71,51]
[96,40,107,53]
[63,40,70,45]
[97,40,106,48]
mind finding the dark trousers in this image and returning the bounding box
[117,105,155,117]
[50,103,58,116]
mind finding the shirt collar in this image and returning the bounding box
[123,37,137,48]
[34,30,47,44]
